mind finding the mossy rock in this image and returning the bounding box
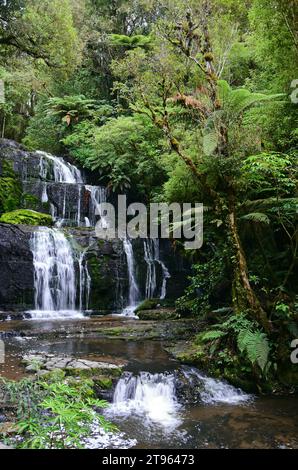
[137,308,180,321]
[67,366,122,379]
[93,376,113,389]
[0,209,53,226]
[135,298,175,313]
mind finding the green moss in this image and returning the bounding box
[22,193,40,210]
[0,160,22,215]
[0,177,22,214]
[137,309,180,321]
[0,209,53,226]
[135,298,175,312]
[94,376,113,389]
[67,366,122,378]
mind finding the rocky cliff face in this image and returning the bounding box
[0,223,34,312]
[0,139,190,316]
[0,223,128,315]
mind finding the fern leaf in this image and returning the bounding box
[237,329,270,372]
[201,330,226,342]
[240,212,270,225]
[203,131,218,156]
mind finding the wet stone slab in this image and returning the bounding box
[22,353,125,377]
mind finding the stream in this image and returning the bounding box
[1,318,298,449]
[0,147,297,449]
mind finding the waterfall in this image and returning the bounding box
[143,239,157,298]
[153,239,171,300]
[106,372,181,430]
[38,151,83,184]
[78,250,91,312]
[105,367,252,433]
[122,238,141,316]
[180,367,252,405]
[85,185,108,228]
[77,185,81,226]
[143,238,171,299]
[28,228,83,319]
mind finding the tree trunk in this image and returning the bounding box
[226,200,271,333]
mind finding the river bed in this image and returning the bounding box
[1,318,298,449]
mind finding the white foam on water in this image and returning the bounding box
[106,372,182,431]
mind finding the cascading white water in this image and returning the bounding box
[181,367,252,405]
[78,250,91,312]
[122,239,141,316]
[28,228,83,319]
[143,239,157,298]
[38,151,84,227]
[85,185,108,228]
[106,372,181,430]
[143,238,171,300]
[38,151,83,184]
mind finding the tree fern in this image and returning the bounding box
[240,212,270,225]
[203,130,218,156]
[217,80,283,123]
[237,329,270,372]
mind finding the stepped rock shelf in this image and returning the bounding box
[0,139,190,317]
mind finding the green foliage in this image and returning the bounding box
[176,244,229,316]
[196,313,271,376]
[237,329,270,372]
[46,95,99,125]
[241,152,297,198]
[0,209,53,226]
[240,212,270,225]
[200,330,227,342]
[218,80,283,123]
[0,177,22,214]
[83,115,167,195]
[0,371,114,449]
[109,34,153,49]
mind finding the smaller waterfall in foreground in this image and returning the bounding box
[28,228,84,319]
[106,372,181,430]
[122,238,141,316]
[105,367,252,436]
[180,367,252,405]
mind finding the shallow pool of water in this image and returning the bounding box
[1,319,297,449]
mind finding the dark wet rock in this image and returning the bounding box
[137,308,180,321]
[0,139,41,181]
[0,223,34,311]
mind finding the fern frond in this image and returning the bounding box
[237,329,270,372]
[201,330,227,342]
[240,212,270,225]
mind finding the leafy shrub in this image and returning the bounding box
[1,371,114,449]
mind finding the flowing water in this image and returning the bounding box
[143,238,171,299]
[122,238,141,316]
[31,151,171,319]
[1,323,297,449]
[27,228,83,319]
